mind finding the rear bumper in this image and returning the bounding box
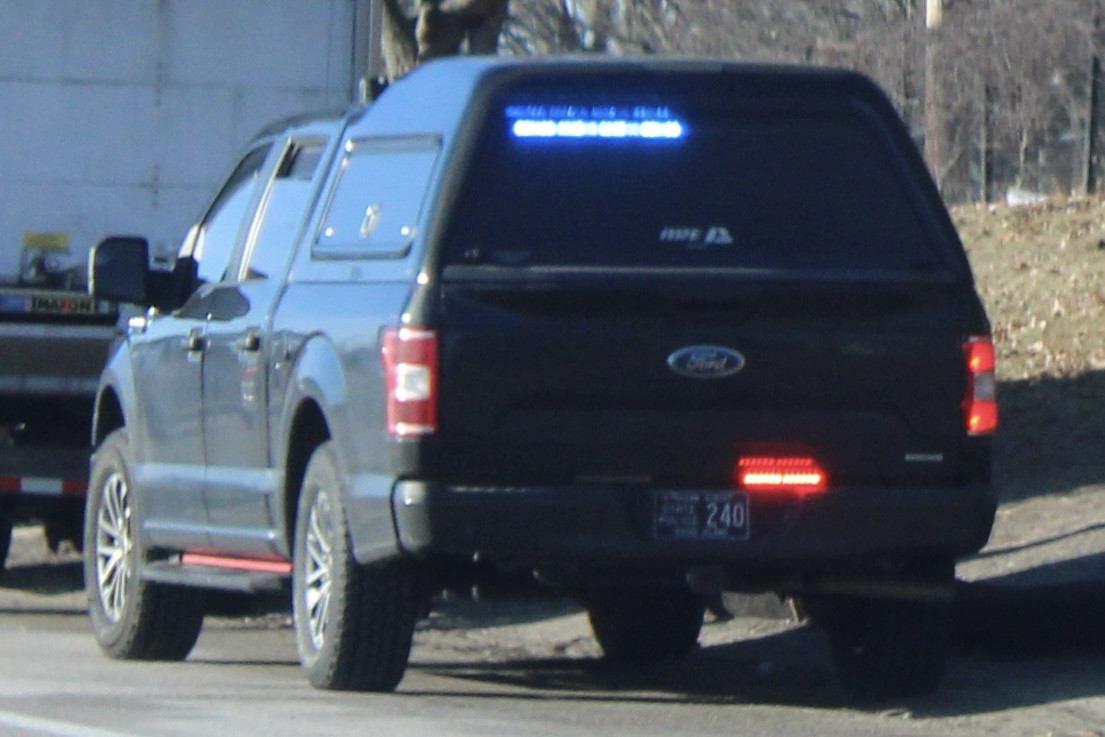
[0,445,90,491]
[0,321,114,397]
[392,481,996,577]
[0,444,89,523]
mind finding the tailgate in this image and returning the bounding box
[422,65,988,489]
[434,270,975,488]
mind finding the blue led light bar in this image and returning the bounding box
[512,118,684,139]
[506,104,686,140]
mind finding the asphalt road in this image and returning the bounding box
[3,523,1105,737]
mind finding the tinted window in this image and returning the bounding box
[444,80,941,273]
[281,141,326,181]
[314,136,440,258]
[241,138,328,281]
[194,145,270,283]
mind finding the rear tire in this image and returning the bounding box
[292,441,421,691]
[587,591,705,661]
[45,505,84,553]
[813,595,951,700]
[84,429,206,660]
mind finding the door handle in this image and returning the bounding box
[236,327,262,353]
[187,327,205,352]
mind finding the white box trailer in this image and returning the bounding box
[0,0,370,566]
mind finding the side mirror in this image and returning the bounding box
[148,254,199,313]
[89,236,150,305]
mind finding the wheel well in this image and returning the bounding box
[284,400,330,545]
[93,389,125,448]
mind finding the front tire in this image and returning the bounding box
[0,515,12,572]
[292,441,421,691]
[84,429,205,660]
[587,591,705,662]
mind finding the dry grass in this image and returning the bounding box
[956,197,1105,379]
[953,197,1105,501]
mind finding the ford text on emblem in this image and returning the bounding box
[667,345,745,379]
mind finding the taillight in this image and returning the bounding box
[736,456,828,495]
[963,336,998,436]
[381,327,438,437]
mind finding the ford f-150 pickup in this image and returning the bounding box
[83,56,996,700]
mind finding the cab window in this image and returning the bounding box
[192,144,271,283]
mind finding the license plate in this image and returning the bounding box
[653,490,750,541]
[0,290,106,317]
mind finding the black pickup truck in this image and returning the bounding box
[85,57,996,699]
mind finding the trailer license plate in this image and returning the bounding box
[0,291,105,316]
[653,490,750,540]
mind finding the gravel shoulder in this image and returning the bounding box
[4,492,1105,737]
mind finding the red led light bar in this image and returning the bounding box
[737,456,828,495]
[181,552,293,575]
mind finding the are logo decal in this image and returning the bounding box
[667,345,746,379]
[658,226,734,248]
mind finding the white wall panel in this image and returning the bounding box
[161,0,351,90]
[0,1,159,83]
[0,82,157,184]
[0,0,356,278]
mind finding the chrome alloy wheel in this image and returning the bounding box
[95,470,133,623]
[303,486,335,650]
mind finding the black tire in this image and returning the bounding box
[45,504,84,553]
[84,429,206,661]
[0,515,12,572]
[292,441,421,691]
[814,595,951,701]
[587,591,705,662]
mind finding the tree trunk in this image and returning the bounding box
[377,0,509,81]
[417,0,510,62]
[380,0,419,82]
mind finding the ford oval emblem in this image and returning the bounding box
[667,345,746,379]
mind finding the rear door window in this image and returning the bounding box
[192,145,271,283]
[237,137,328,281]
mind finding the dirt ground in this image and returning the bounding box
[946,198,1105,654]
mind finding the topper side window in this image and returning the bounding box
[313,136,440,259]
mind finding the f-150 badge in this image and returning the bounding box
[667,345,745,379]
